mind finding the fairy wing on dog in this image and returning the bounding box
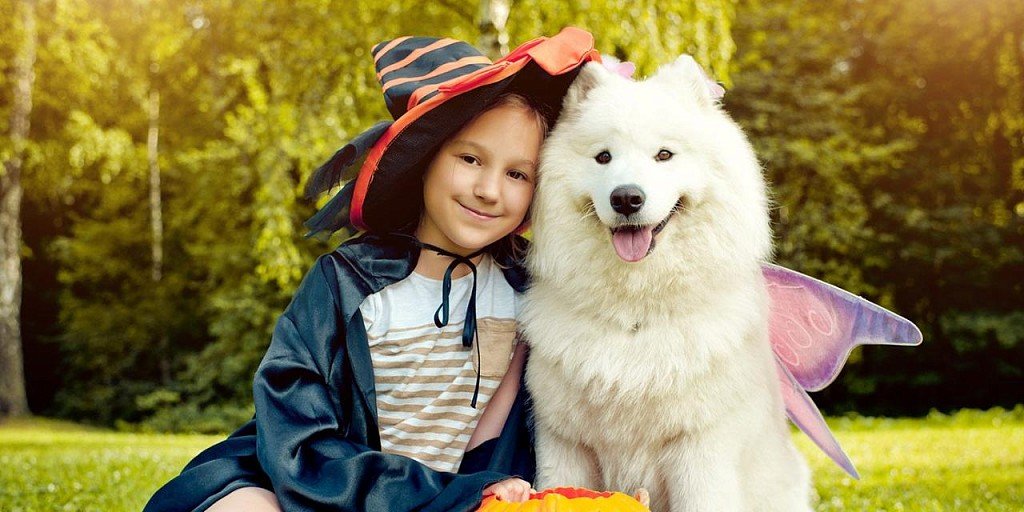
[764,263,923,477]
[776,359,860,478]
[764,264,922,390]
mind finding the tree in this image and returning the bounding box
[729,0,1024,414]
[508,0,737,80]
[15,0,740,429]
[0,0,37,418]
[729,0,911,297]
[846,0,1024,412]
[479,0,512,58]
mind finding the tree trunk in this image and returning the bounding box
[148,88,163,284]
[478,0,512,59]
[147,86,170,385]
[0,0,37,418]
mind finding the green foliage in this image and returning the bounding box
[0,0,16,151]
[16,0,1019,427]
[17,0,738,427]
[1,411,1021,510]
[509,0,737,80]
[729,0,908,299]
[132,401,254,434]
[728,0,1024,415]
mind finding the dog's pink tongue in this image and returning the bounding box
[612,227,654,262]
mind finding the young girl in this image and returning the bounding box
[145,29,600,512]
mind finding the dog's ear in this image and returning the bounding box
[563,61,609,112]
[651,54,724,108]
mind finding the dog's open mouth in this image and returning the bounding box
[609,199,683,262]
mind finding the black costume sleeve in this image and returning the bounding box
[253,256,510,512]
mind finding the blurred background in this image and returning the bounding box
[1,0,1021,433]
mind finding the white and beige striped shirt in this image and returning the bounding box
[360,255,520,472]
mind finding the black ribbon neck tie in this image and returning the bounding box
[391,234,486,408]
[426,245,483,347]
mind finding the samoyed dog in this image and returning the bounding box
[521,57,812,511]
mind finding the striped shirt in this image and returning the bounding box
[360,255,520,472]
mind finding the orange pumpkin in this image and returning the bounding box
[476,487,649,512]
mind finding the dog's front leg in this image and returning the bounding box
[664,435,744,512]
[534,425,601,490]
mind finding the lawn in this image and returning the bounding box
[796,408,1024,511]
[1,408,1021,511]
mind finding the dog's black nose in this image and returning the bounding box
[610,185,646,215]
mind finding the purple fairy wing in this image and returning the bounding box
[764,263,922,477]
[776,358,860,478]
[764,264,923,392]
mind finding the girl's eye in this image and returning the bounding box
[595,151,612,164]
[460,155,480,165]
[656,149,674,161]
[507,170,529,181]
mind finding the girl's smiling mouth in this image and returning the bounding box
[459,202,500,220]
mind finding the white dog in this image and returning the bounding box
[521,57,812,512]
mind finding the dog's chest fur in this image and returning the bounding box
[522,279,772,449]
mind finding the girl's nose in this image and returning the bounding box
[473,169,501,202]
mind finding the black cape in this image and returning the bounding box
[144,233,536,512]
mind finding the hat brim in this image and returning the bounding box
[350,29,599,233]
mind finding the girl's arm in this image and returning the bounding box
[467,341,528,451]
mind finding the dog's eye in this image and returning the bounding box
[656,149,674,162]
[595,151,612,165]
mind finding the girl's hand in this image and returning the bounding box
[482,478,534,502]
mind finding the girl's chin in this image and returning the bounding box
[448,237,498,254]
[417,222,517,255]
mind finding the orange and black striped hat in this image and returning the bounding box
[304,27,600,236]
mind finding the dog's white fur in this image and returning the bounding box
[522,57,812,511]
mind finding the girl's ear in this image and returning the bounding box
[650,54,724,108]
[562,62,610,112]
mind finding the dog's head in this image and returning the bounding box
[532,56,771,281]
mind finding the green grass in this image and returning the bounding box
[0,417,220,512]
[1,408,1022,511]
[799,408,1024,511]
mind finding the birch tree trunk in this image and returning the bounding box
[478,0,512,59]
[148,88,163,285]
[147,86,170,384]
[0,0,37,418]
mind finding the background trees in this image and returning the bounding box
[729,0,1023,414]
[0,0,37,417]
[2,0,1019,429]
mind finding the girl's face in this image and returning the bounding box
[417,103,542,255]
